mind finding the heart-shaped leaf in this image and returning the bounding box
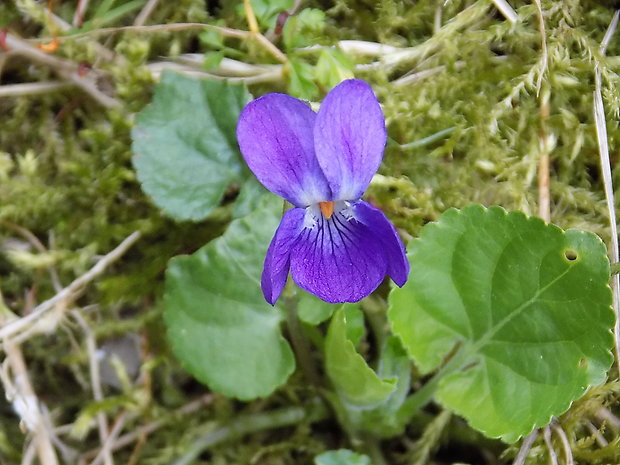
[389,205,614,441]
[164,196,295,400]
[132,71,251,221]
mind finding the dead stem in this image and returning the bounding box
[52,22,288,63]
[538,89,551,222]
[133,0,160,27]
[0,231,141,342]
[2,34,120,109]
[491,0,518,23]
[4,341,59,465]
[79,395,214,461]
[512,430,538,465]
[593,10,620,371]
[551,424,574,465]
[585,421,608,448]
[72,311,114,465]
[543,425,559,465]
[532,0,548,95]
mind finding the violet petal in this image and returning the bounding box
[289,202,392,303]
[313,80,387,201]
[261,207,305,305]
[352,200,409,286]
[237,94,331,207]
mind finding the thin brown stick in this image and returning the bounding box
[538,90,551,222]
[551,424,573,465]
[3,34,120,108]
[593,10,620,369]
[492,0,518,23]
[134,0,160,26]
[79,395,214,461]
[52,22,287,63]
[543,425,558,465]
[0,231,141,342]
[88,411,129,465]
[512,430,538,465]
[585,421,608,448]
[532,0,547,95]
[4,341,59,465]
[72,311,114,465]
[73,0,90,27]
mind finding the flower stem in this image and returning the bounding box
[172,401,329,465]
[396,349,465,424]
[284,282,323,387]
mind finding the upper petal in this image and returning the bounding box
[289,203,390,303]
[313,79,387,201]
[237,94,331,207]
[261,207,305,305]
[352,201,409,286]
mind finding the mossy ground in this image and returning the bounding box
[0,0,619,464]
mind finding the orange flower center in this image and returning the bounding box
[319,201,334,219]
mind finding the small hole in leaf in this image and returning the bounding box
[564,249,578,261]
[578,357,588,368]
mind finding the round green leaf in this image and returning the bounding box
[132,71,251,221]
[389,205,614,441]
[164,197,295,400]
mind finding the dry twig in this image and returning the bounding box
[3,342,59,465]
[551,424,574,465]
[2,33,120,108]
[72,311,114,465]
[593,10,620,369]
[0,231,141,342]
[512,430,538,465]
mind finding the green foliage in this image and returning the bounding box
[132,72,251,221]
[164,196,295,400]
[315,48,355,90]
[344,336,413,437]
[297,289,337,325]
[282,8,326,50]
[287,58,319,100]
[325,308,396,408]
[242,0,294,29]
[315,449,372,465]
[389,205,615,441]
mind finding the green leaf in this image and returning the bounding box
[326,309,396,408]
[297,289,336,325]
[315,48,355,90]
[203,51,225,70]
[132,72,251,221]
[236,0,293,30]
[164,196,295,400]
[348,336,413,437]
[282,8,326,50]
[315,449,371,465]
[343,304,365,348]
[389,205,615,441]
[232,176,268,219]
[287,59,318,100]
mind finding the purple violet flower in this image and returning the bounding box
[237,79,409,304]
